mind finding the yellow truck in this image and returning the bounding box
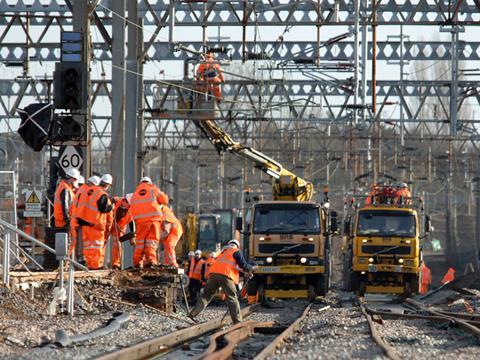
[245,200,337,301]
[193,117,338,301]
[342,191,430,296]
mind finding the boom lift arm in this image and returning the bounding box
[194,119,314,201]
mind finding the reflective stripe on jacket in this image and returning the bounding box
[209,247,241,284]
[54,180,75,224]
[129,183,167,224]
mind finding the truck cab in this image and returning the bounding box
[343,201,425,296]
[246,201,337,301]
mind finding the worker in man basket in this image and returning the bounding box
[188,249,205,304]
[196,52,225,104]
[161,206,183,267]
[54,167,81,228]
[129,176,169,268]
[74,175,113,269]
[188,239,257,324]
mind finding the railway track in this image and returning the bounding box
[359,293,480,360]
[96,301,328,360]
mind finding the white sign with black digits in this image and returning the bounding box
[59,146,83,172]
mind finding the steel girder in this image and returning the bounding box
[1,40,480,62]
[1,0,480,26]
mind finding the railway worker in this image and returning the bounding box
[74,176,113,269]
[395,182,412,204]
[203,251,217,285]
[161,206,183,267]
[188,249,205,303]
[364,184,377,205]
[187,250,196,278]
[196,52,225,104]
[441,267,456,284]
[109,195,135,269]
[420,263,432,294]
[53,168,81,228]
[129,176,169,268]
[188,240,257,324]
[69,176,100,258]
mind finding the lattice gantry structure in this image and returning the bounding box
[1,1,480,218]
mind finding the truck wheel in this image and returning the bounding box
[258,285,266,304]
[308,285,316,302]
[325,249,332,291]
[246,277,258,296]
[316,275,327,297]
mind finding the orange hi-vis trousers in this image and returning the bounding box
[133,221,161,268]
[162,227,181,267]
[81,225,106,270]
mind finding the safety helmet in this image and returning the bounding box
[87,175,101,186]
[188,251,195,257]
[140,176,152,184]
[228,239,240,247]
[65,168,81,180]
[209,251,217,258]
[400,182,408,188]
[194,249,202,256]
[125,193,133,204]
[78,175,85,185]
[100,173,113,185]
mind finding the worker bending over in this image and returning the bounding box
[189,240,257,324]
[161,206,183,267]
[108,196,134,269]
[196,52,225,104]
[54,168,81,228]
[74,176,113,269]
[129,176,169,268]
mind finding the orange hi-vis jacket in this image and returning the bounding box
[129,183,168,224]
[191,258,205,281]
[188,257,197,278]
[420,263,432,294]
[163,206,183,237]
[209,247,241,284]
[75,186,108,228]
[441,267,455,284]
[204,256,216,279]
[54,180,75,226]
[197,61,224,83]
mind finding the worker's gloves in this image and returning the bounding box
[129,237,136,246]
[245,272,254,280]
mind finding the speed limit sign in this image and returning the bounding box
[58,146,84,173]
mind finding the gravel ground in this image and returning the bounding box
[0,280,194,360]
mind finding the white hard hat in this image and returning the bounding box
[194,249,202,256]
[100,173,113,185]
[87,175,101,186]
[65,168,81,180]
[400,182,408,188]
[78,175,85,185]
[188,251,195,257]
[125,193,133,204]
[228,239,240,247]
[140,176,152,184]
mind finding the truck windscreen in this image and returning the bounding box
[357,210,415,237]
[253,207,320,234]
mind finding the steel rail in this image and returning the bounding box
[199,320,275,360]
[254,303,330,360]
[405,299,480,340]
[96,304,259,360]
[359,302,400,360]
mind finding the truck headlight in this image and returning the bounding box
[300,257,307,264]
[308,237,314,242]
[266,257,273,264]
[259,237,265,241]
[368,257,374,263]
[398,258,404,264]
